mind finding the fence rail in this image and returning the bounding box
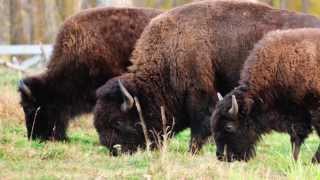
[0,44,53,55]
[0,44,53,73]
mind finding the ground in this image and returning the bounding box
[0,67,319,179]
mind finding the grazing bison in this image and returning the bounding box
[94,0,320,155]
[211,28,320,163]
[18,7,162,141]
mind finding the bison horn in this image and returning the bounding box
[18,80,32,98]
[217,92,223,101]
[118,80,134,112]
[228,95,238,116]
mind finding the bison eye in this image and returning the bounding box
[115,121,122,128]
[224,122,236,132]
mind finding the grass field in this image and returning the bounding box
[1,67,320,179]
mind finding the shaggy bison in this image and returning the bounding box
[211,28,320,163]
[94,0,320,155]
[18,7,162,141]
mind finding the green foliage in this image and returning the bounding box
[271,0,320,16]
[145,0,193,9]
[308,0,320,16]
[0,68,21,90]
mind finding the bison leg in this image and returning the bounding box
[312,146,320,163]
[289,125,311,161]
[189,133,206,154]
[312,114,320,163]
[52,120,69,141]
[290,137,302,161]
[51,112,70,141]
[287,109,312,161]
[309,109,320,163]
[216,141,225,161]
[189,115,213,154]
[187,89,216,154]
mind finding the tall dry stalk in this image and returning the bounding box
[160,106,175,153]
[134,96,152,152]
[161,106,168,152]
[29,106,40,141]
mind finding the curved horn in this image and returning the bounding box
[18,80,32,98]
[217,92,223,101]
[118,80,134,111]
[228,95,238,116]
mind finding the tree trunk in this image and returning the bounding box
[301,0,309,13]
[172,0,177,7]
[0,0,10,44]
[56,0,81,21]
[280,0,288,9]
[132,0,146,7]
[81,0,97,9]
[9,0,27,44]
[30,0,45,44]
[156,0,164,8]
[43,0,61,43]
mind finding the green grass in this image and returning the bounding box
[1,67,320,179]
[0,67,22,89]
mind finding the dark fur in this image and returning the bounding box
[211,28,320,162]
[94,0,320,155]
[18,7,162,141]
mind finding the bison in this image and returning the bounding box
[94,0,320,155]
[211,28,320,163]
[18,7,162,141]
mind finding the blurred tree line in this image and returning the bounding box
[1,0,319,45]
[261,0,319,13]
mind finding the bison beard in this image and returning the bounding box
[211,28,320,163]
[18,7,162,141]
[94,1,320,155]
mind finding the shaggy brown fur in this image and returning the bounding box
[211,28,320,163]
[18,7,162,140]
[94,0,320,155]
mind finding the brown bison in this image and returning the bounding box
[94,0,320,155]
[18,7,162,141]
[211,28,320,163]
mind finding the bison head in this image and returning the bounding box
[211,89,260,162]
[18,77,55,140]
[94,75,146,155]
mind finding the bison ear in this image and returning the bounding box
[118,80,134,112]
[244,97,255,115]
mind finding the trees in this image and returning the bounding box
[301,0,309,12]
[30,0,45,44]
[9,0,27,44]
[1,0,319,47]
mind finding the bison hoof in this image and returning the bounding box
[109,144,122,156]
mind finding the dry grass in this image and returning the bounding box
[1,67,320,179]
[0,86,24,122]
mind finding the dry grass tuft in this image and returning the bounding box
[0,86,24,122]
